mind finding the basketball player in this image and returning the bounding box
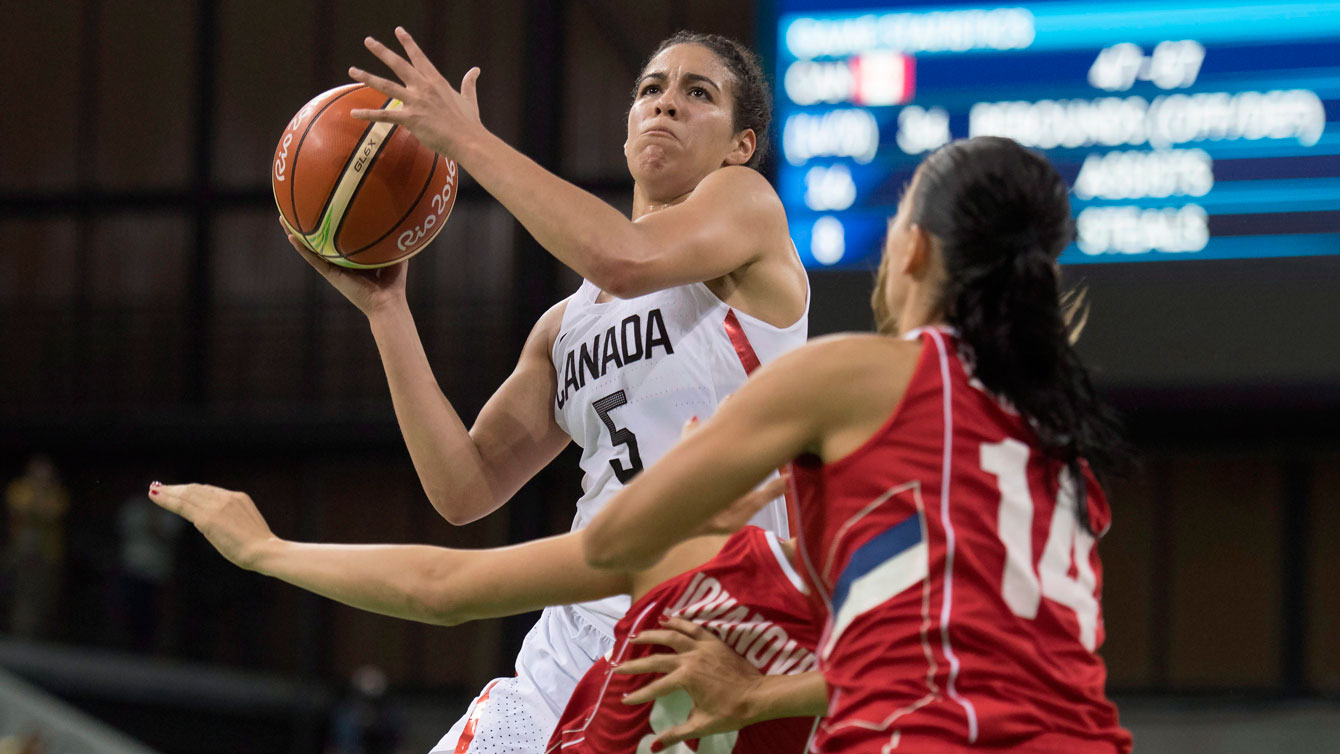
[285,30,809,754]
[145,478,820,753]
[583,137,1133,752]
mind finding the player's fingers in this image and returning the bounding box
[659,615,711,640]
[754,475,788,502]
[627,627,697,653]
[147,481,188,516]
[349,106,411,125]
[619,671,682,705]
[347,66,410,102]
[612,652,681,677]
[150,482,215,520]
[461,67,481,108]
[653,718,712,750]
[395,27,445,80]
[363,34,420,85]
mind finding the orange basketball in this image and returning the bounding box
[272,84,458,269]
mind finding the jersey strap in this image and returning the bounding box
[722,309,761,374]
[723,309,799,537]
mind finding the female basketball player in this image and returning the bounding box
[146,477,820,753]
[583,137,1133,753]
[285,29,808,754]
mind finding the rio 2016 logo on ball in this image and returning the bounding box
[272,83,457,269]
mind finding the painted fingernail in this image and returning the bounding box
[657,613,669,623]
[650,742,664,753]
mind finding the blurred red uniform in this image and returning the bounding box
[790,326,1132,754]
[546,526,820,754]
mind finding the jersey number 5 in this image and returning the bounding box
[980,438,1100,651]
[594,390,644,483]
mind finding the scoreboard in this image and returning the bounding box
[767,0,1340,268]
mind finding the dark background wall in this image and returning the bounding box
[0,1,1337,752]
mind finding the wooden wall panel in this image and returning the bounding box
[1099,467,1159,688]
[1307,454,1340,692]
[0,1,81,191]
[93,0,196,189]
[213,0,320,189]
[87,212,192,305]
[0,218,80,305]
[1165,455,1283,687]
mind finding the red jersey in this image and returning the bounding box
[546,526,821,754]
[790,327,1131,754]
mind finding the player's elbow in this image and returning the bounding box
[586,256,640,299]
[436,506,482,527]
[583,239,659,299]
[424,489,491,527]
[413,588,467,627]
[413,568,470,626]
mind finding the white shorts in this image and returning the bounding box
[431,604,616,753]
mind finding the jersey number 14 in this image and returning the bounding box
[981,438,1100,652]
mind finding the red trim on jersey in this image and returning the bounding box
[723,310,762,375]
[723,309,798,537]
[455,678,502,753]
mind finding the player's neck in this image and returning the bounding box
[895,287,946,337]
[631,182,694,220]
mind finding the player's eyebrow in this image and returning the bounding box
[636,71,722,93]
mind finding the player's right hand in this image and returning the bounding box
[148,482,277,571]
[616,615,765,748]
[282,217,409,318]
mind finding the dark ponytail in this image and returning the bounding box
[909,136,1129,532]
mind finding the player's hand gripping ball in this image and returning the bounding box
[271,84,457,269]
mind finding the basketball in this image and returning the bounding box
[271,83,458,269]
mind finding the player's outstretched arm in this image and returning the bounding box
[583,334,917,571]
[348,29,793,302]
[147,482,628,625]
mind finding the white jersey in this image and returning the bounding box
[434,275,810,754]
[551,277,809,630]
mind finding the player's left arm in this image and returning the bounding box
[147,483,630,626]
[346,29,787,299]
[582,338,848,571]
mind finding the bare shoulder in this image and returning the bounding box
[750,333,920,431]
[527,297,572,352]
[773,332,921,376]
[694,166,785,217]
[771,333,923,462]
[697,164,778,196]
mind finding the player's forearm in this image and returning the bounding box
[367,303,498,524]
[456,129,651,295]
[250,538,472,625]
[251,533,630,627]
[741,671,829,723]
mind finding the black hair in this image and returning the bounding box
[641,31,772,170]
[908,136,1130,532]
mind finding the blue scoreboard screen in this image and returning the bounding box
[767,1,1340,268]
